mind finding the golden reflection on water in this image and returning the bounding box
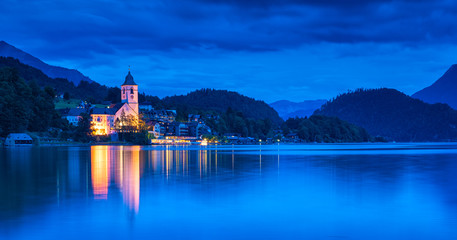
[122,146,140,213]
[91,146,110,199]
[89,145,246,214]
[90,145,140,213]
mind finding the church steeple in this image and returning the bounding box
[122,71,137,86]
[121,70,138,114]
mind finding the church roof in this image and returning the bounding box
[110,103,125,112]
[122,71,137,85]
[67,108,87,116]
[91,108,115,115]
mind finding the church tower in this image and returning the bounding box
[121,71,139,114]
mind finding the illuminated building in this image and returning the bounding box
[91,108,115,136]
[63,71,140,136]
[93,71,140,136]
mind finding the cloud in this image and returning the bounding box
[3,0,457,60]
[1,0,457,102]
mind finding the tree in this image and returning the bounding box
[114,110,151,143]
[74,112,93,142]
[63,92,70,100]
[0,67,31,136]
[282,115,372,143]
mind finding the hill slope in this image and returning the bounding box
[163,89,283,124]
[314,88,457,142]
[412,64,457,109]
[283,115,373,143]
[270,99,326,120]
[0,41,92,85]
[0,57,109,101]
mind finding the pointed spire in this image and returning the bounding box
[122,70,137,85]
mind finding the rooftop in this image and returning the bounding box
[122,71,137,85]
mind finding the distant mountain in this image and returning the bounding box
[412,64,457,109]
[0,40,92,85]
[0,56,110,101]
[163,89,283,124]
[270,99,327,120]
[314,88,457,142]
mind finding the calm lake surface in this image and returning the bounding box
[1,143,457,239]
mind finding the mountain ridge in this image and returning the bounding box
[0,40,92,85]
[315,88,457,142]
[163,88,283,124]
[412,64,457,109]
[0,56,110,101]
[270,99,327,120]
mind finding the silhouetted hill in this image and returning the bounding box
[0,67,67,136]
[412,64,457,109]
[0,56,109,101]
[163,89,283,124]
[0,40,92,85]
[270,99,326,120]
[282,115,374,143]
[314,88,457,142]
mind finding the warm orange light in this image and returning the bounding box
[122,146,140,213]
[91,146,110,199]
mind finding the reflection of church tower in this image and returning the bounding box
[121,71,139,114]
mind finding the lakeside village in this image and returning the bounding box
[4,71,284,146]
[61,71,215,145]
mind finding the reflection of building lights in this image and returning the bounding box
[91,146,110,199]
[90,145,140,214]
[122,146,140,213]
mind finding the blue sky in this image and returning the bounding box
[1,0,457,102]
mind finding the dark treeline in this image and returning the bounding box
[282,115,375,142]
[1,56,164,106]
[315,88,457,142]
[204,107,274,139]
[162,88,283,124]
[0,58,386,143]
[0,67,67,137]
[0,57,110,102]
[161,89,284,139]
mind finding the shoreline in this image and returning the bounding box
[4,141,457,148]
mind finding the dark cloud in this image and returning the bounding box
[2,0,457,60]
[196,0,387,8]
[1,0,456,102]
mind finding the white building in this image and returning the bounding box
[63,71,140,136]
[66,108,86,126]
[92,71,140,135]
[4,133,33,146]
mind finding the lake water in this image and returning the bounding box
[1,144,457,239]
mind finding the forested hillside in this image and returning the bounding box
[282,115,374,142]
[314,88,457,142]
[0,67,66,136]
[0,57,109,101]
[163,89,283,124]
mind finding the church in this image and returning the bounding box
[91,71,139,135]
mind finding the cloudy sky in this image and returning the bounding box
[1,0,456,102]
